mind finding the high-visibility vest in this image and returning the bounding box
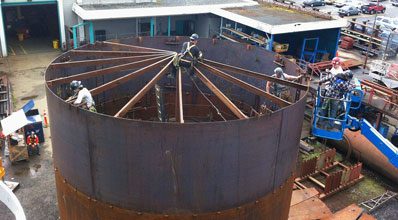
[183,42,196,59]
[27,135,39,145]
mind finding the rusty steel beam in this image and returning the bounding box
[102,41,173,53]
[47,55,169,86]
[114,60,173,118]
[203,59,308,91]
[194,67,248,119]
[198,63,291,108]
[175,68,184,123]
[49,54,163,69]
[70,50,166,57]
[362,79,397,96]
[91,56,172,96]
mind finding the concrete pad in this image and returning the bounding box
[0,51,60,219]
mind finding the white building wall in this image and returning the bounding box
[90,14,215,40]
[195,14,220,38]
[63,0,78,27]
[93,18,137,39]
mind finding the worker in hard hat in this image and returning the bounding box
[69,80,96,112]
[317,70,355,130]
[266,67,302,101]
[170,33,203,78]
[326,57,344,77]
[26,131,40,156]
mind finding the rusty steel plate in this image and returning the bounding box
[45,36,308,219]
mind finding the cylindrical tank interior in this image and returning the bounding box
[45,37,308,219]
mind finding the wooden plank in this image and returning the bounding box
[47,55,169,86]
[341,31,382,46]
[320,171,330,177]
[309,176,325,189]
[342,29,382,42]
[198,62,291,108]
[114,60,173,118]
[202,59,308,91]
[299,140,314,152]
[9,143,29,163]
[342,59,363,69]
[175,68,184,123]
[294,181,307,190]
[290,188,319,206]
[323,204,363,220]
[194,67,248,119]
[223,27,266,45]
[289,197,332,220]
[91,56,173,96]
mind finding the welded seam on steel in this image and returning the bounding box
[55,168,294,219]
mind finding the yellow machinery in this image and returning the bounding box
[273,42,289,53]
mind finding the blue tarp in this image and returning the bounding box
[21,100,34,113]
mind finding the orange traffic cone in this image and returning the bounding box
[43,110,49,128]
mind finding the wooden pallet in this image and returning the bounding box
[9,143,29,163]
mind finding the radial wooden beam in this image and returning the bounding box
[198,62,291,107]
[114,60,174,118]
[70,50,166,57]
[194,67,248,119]
[202,59,308,91]
[175,68,184,123]
[91,56,173,97]
[47,55,169,87]
[49,54,163,69]
[102,41,172,53]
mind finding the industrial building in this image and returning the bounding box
[0,0,345,61]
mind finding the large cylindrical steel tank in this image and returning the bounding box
[45,37,308,219]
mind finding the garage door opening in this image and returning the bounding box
[2,4,60,55]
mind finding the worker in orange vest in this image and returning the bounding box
[26,131,40,156]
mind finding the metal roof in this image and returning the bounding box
[72,1,258,20]
[73,1,348,35]
[80,0,250,10]
[226,5,326,26]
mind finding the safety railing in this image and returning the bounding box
[312,88,353,140]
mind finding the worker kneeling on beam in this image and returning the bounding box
[170,33,203,78]
[266,67,302,102]
[69,80,97,112]
[317,71,354,130]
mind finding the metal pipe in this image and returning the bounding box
[333,130,398,183]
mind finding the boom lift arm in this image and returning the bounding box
[312,83,398,169]
[347,115,398,168]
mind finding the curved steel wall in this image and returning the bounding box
[45,37,307,219]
